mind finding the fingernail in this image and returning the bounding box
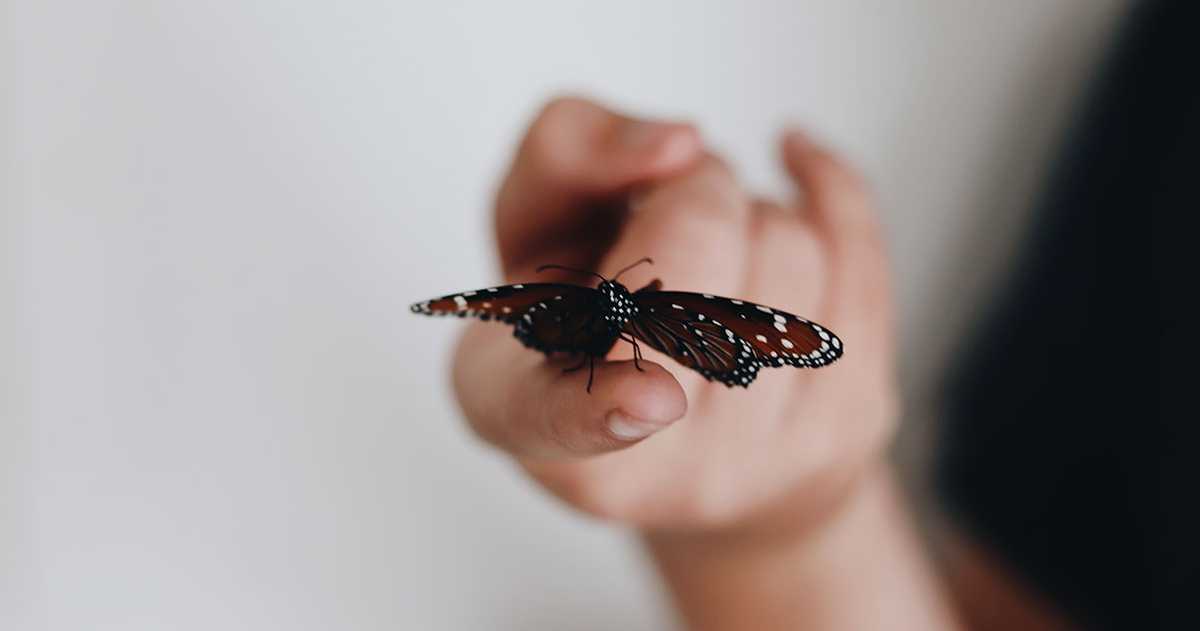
[606,410,662,441]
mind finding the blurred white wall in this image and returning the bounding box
[3,1,1125,629]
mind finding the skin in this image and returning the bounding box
[450,96,1004,629]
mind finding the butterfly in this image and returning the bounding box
[410,258,843,392]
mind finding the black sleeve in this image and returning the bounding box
[935,2,1199,629]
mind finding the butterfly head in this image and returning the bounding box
[597,280,638,327]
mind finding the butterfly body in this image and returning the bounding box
[512,282,631,359]
[411,262,843,391]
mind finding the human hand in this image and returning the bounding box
[452,96,897,533]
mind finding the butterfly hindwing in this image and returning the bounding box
[624,298,763,387]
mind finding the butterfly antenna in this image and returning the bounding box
[611,257,654,281]
[536,264,608,283]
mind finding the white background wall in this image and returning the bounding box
[3,1,1125,629]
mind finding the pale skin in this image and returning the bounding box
[451,97,1060,630]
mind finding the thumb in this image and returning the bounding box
[452,323,687,460]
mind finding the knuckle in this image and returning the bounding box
[521,96,595,176]
[840,377,901,463]
[536,94,592,123]
[693,153,736,178]
[528,96,597,142]
[635,210,740,264]
[632,167,746,227]
[688,155,740,198]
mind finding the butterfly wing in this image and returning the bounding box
[411,283,616,356]
[623,295,759,387]
[411,283,583,322]
[626,291,843,387]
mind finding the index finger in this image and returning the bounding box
[495,96,703,276]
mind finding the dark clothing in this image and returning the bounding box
[936,2,1198,629]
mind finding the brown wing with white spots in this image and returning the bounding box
[411,283,616,356]
[410,283,590,323]
[627,291,843,387]
[624,297,761,387]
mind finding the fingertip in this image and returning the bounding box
[781,128,862,189]
[601,359,687,425]
[782,128,810,157]
[780,127,816,180]
[595,360,687,443]
[646,124,703,173]
[501,357,683,455]
[610,121,703,180]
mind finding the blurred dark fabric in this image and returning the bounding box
[936,1,1198,629]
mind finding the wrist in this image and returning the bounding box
[641,459,883,563]
[642,465,960,631]
[643,450,886,550]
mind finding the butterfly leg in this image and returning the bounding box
[562,354,588,374]
[619,334,646,372]
[561,354,597,393]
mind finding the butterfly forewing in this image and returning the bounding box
[411,283,618,356]
[627,291,843,387]
[410,283,588,323]
[625,310,739,373]
[624,298,762,387]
